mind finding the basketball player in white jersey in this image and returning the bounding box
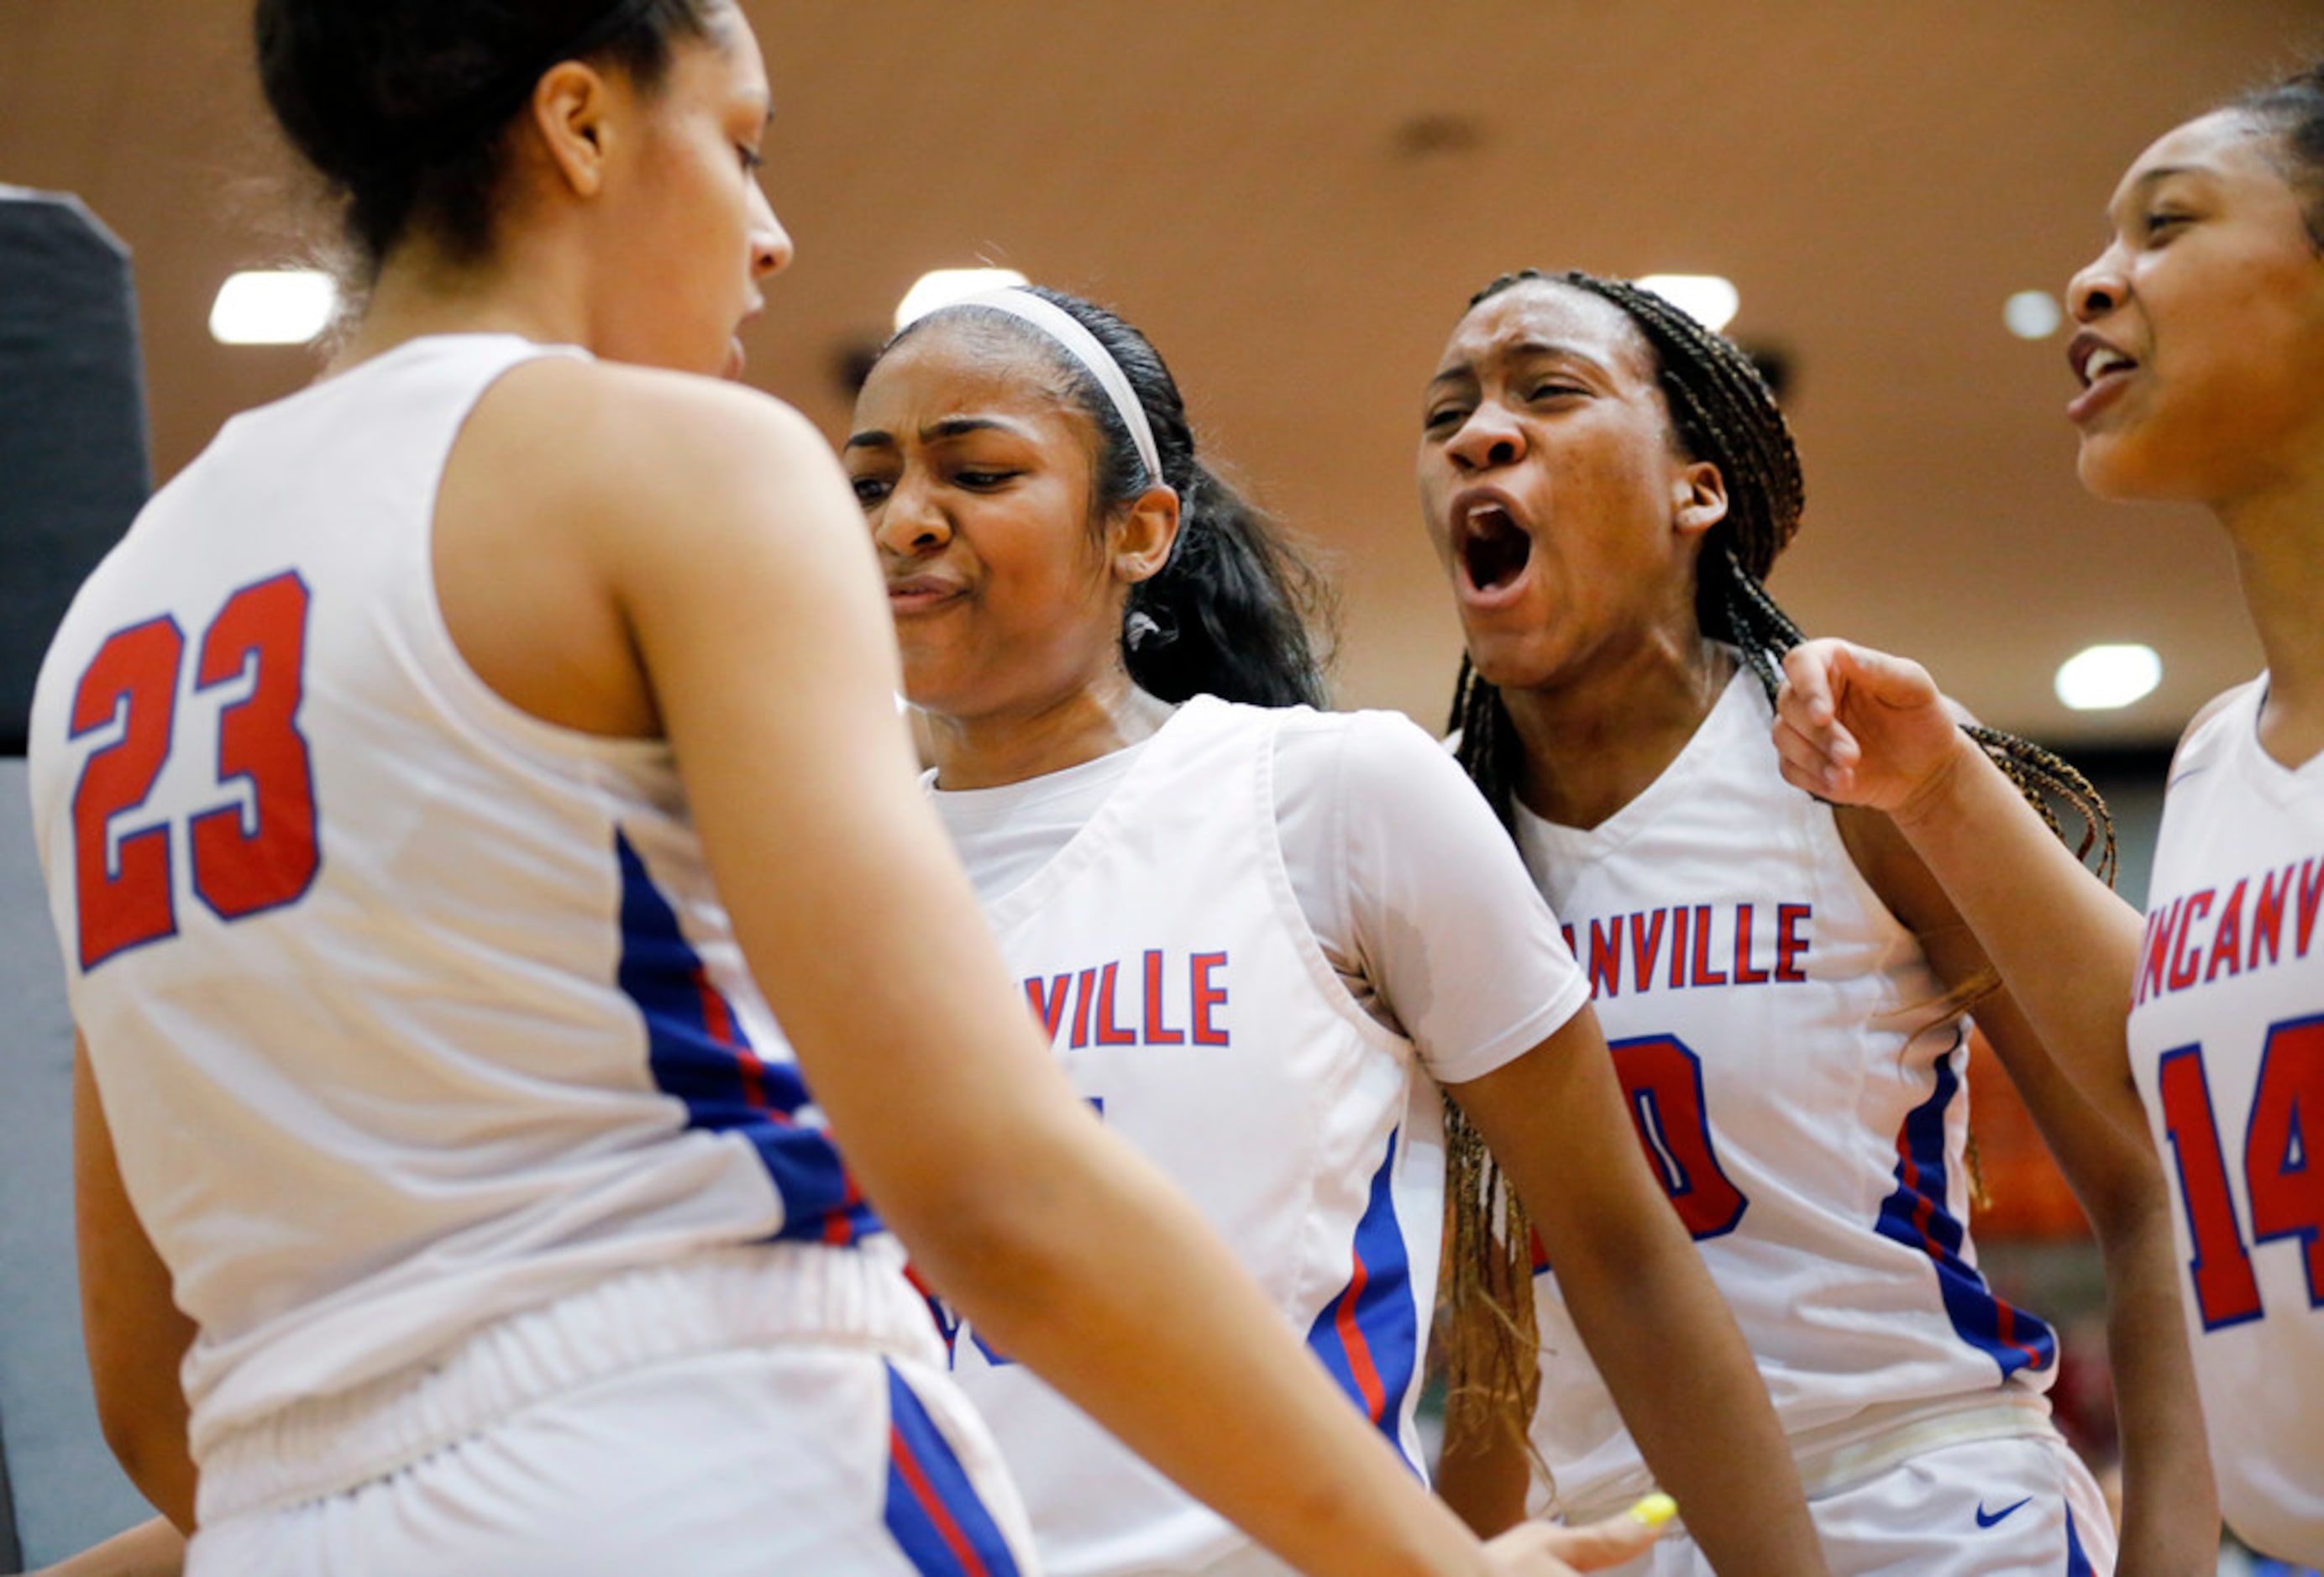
[24,3,1617,1574]
[842,283,1824,1577]
[1773,61,2324,1568]
[1419,269,2218,1574]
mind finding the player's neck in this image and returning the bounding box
[1502,635,1734,831]
[2222,465,2324,768]
[926,673,1174,792]
[330,233,591,373]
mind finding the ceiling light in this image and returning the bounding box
[209,269,338,345]
[1636,275,1739,333]
[894,268,1031,332]
[2055,643,2161,710]
[2004,290,2064,340]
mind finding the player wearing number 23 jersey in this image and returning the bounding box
[25,337,962,1538]
[2127,678,2324,1564]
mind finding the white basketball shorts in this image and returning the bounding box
[1591,1431,2115,1577]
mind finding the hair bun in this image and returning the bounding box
[251,2,704,271]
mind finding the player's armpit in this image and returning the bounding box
[1834,796,2148,1132]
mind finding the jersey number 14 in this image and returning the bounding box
[68,571,320,971]
[2157,1019,2324,1330]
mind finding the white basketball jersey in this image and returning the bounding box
[1511,669,2058,1517]
[2126,678,2324,1564]
[937,698,1446,1577]
[27,335,904,1471]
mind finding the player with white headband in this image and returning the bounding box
[29,2,1672,1572]
[846,282,1825,1577]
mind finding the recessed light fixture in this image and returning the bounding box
[1636,275,1739,333]
[209,269,338,345]
[894,268,1031,332]
[2055,643,2161,710]
[2004,290,2064,341]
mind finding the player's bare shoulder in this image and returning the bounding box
[461,357,860,579]
[483,358,831,507]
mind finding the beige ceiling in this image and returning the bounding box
[5,0,2318,743]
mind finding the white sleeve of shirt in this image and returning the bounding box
[1273,709,1591,1087]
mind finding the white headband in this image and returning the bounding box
[945,287,1163,484]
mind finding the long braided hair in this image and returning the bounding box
[1434,268,2116,1458]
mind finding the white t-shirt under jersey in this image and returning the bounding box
[926,698,1590,1576]
[931,703,1582,1079]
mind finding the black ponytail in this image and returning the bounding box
[887,286,1333,710]
[1125,460,1333,709]
[254,0,720,275]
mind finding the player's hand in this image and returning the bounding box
[1774,638,1966,817]
[1482,1501,1669,1574]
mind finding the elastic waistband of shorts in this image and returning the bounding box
[197,1239,940,1523]
[1555,1391,2060,1526]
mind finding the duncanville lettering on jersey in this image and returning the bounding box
[1020,948,1231,1049]
[2137,856,2324,1007]
[1556,903,1812,1000]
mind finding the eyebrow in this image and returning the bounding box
[1427,339,1603,389]
[842,416,1027,451]
[2112,163,2213,214]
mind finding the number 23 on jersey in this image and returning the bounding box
[68,570,320,971]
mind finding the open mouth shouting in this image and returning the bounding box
[1449,488,1536,605]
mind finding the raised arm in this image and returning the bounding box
[559,372,1557,1577]
[1837,806,2217,1574]
[1447,1014,1827,1577]
[1773,638,2147,1127]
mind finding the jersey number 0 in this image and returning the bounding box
[1613,1034,1750,1240]
[68,571,320,971]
